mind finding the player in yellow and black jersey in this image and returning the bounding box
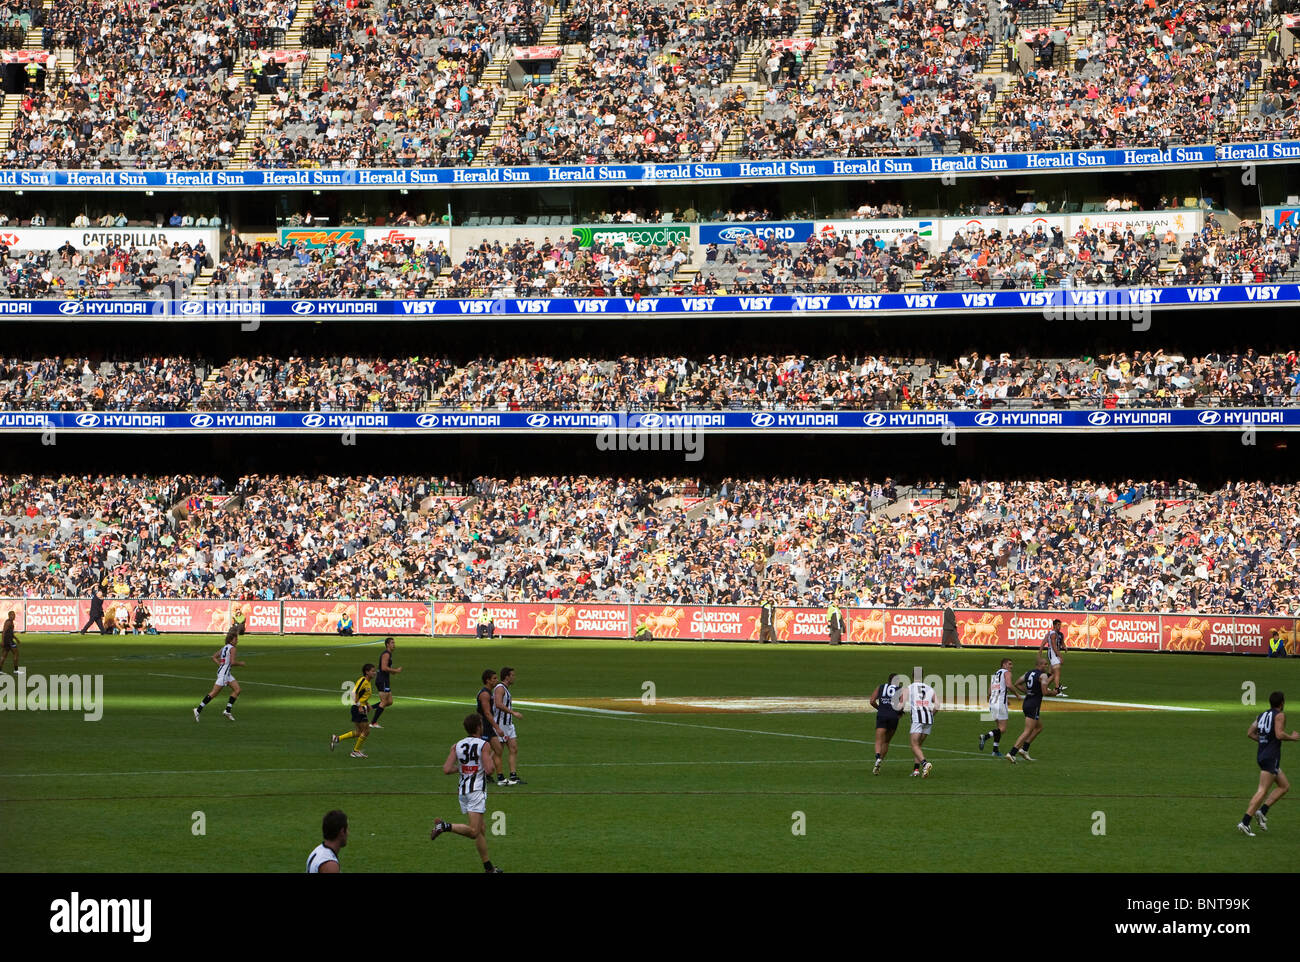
[331,664,377,759]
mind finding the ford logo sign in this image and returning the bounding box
[301,414,326,427]
[637,414,663,428]
[974,412,998,427]
[718,226,753,243]
[1087,412,1111,426]
[291,301,316,315]
[862,413,886,427]
[74,413,100,427]
[180,302,204,315]
[59,301,84,315]
[750,412,775,427]
[415,414,440,427]
[1198,410,1221,425]
[525,413,550,428]
[189,414,214,427]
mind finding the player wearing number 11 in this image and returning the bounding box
[430,714,503,873]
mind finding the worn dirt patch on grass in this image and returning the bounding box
[547,696,1157,715]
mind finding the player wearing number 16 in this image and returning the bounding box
[430,715,503,873]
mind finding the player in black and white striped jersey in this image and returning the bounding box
[194,628,244,722]
[902,675,938,778]
[978,658,1025,758]
[493,667,525,786]
[306,810,347,873]
[430,714,503,873]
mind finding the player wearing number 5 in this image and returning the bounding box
[1239,691,1300,836]
[331,664,376,758]
[430,715,503,873]
[902,675,937,778]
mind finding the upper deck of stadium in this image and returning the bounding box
[1,0,1299,176]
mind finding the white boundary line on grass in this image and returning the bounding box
[0,757,1003,780]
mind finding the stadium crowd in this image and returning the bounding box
[1,473,1297,617]
[0,238,211,298]
[210,232,691,297]
[1,0,1297,167]
[741,0,996,158]
[2,350,1298,411]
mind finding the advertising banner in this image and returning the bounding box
[766,38,815,51]
[362,226,450,247]
[431,601,551,636]
[10,282,1300,319]
[281,600,431,634]
[774,606,831,643]
[5,598,1297,654]
[512,45,561,59]
[1213,616,1296,656]
[0,51,53,63]
[1272,207,1300,228]
[571,225,691,248]
[277,227,366,248]
[816,218,936,243]
[699,222,815,244]
[1067,210,1201,235]
[855,608,944,644]
[3,406,1299,434]
[563,605,632,638]
[258,50,310,62]
[5,142,1281,191]
[22,599,87,632]
[0,227,217,251]
[282,600,355,634]
[690,605,760,640]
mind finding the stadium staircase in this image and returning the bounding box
[716,1,826,160]
[976,1,1079,133]
[284,0,315,48]
[226,0,324,166]
[0,95,19,147]
[187,267,216,299]
[1228,18,1279,129]
[471,7,568,164]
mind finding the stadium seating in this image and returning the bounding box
[1,473,1294,615]
[2,351,1296,412]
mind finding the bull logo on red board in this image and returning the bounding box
[959,612,1002,646]
[849,610,889,644]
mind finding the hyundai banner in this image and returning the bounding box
[1,408,1297,433]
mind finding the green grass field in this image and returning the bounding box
[3,634,1298,872]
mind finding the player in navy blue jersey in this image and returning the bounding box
[1006,657,1061,763]
[370,637,402,729]
[1239,691,1299,836]
[869,673,907,774]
